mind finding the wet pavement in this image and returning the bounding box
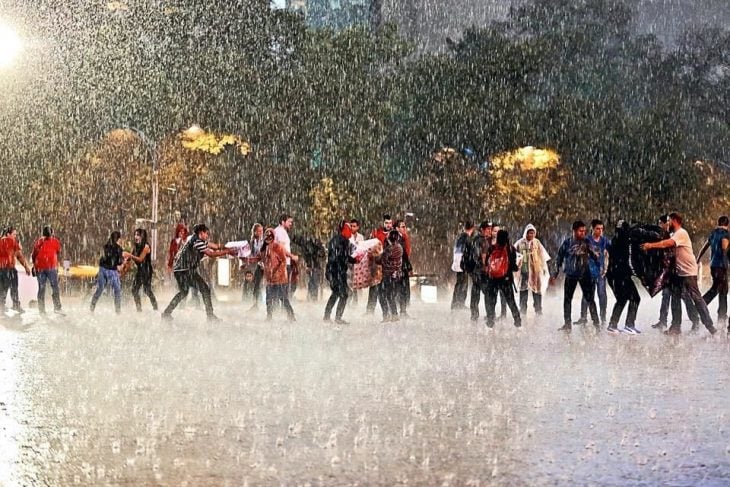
[1,289,729,486]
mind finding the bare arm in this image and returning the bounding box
[641,238,676,251]
[16,250,31,273]
[124,245,150,264]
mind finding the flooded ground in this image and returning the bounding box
[1,287,729,486]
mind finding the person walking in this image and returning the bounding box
[578,219,610,325]
[451,221,475,311]
[242,223,265,311]
[513,223,551,317]
[606,221,641,334]
[366,214,393,314]
[162,224,236,322]
[31,225,64,315]
[274,214,298,296]
[90,231,125,314]
[696,216,730,322]
[124,228,158,312]
[484,230,521,328]
[641,212,717,335]
[324,221,358,324]
[379,230,403,322]
[263,227,297,321]
[470,222,493,322]
[0,227,32,314]
[550,220,600,332]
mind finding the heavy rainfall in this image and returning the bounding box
[0,0,728,485]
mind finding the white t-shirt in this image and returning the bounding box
[671,228,698,277]
[274,225,291,265]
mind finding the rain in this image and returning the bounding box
[0,0,728,484]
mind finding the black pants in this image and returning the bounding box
[132,270,158,311]
[608,275,640,327]
[324,276,348,320]
[379,276,399,318]
[470,273,485,319]
[519,290,543,315]
[164,271,214,317]
[308,268,322,302]
[266,283,295,320]
[703,266,728,320]
[0,268,20,310]
[366,282,380,313]
[670,275,713,331]
[398,274,410,314]
[659,285,699,325]
[486,279,521,327]
[564,275,598,326]
[451,272,469,309]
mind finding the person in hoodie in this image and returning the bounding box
[324,221,358,324]
[550,220,600,332]
[605,221,641,334]
[485,230,521,328]
[513,223,551,317]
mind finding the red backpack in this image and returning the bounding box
[487,245,510,279]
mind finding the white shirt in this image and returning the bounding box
[350,232,365,246]
[671,228,698,277]
[274,225,291,265]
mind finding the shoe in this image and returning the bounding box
[54,309,66,317]
[12,307,25,314]
[690,323,700,333]
[161,313,173,321]
[381,316,390,323]
[664,327,681,336]
[514,322,522,328]
[207,315,221,322]
[621,327,637,335]
[558,324,572,332]
[606,327,620,335]
[401,312,412,320]
[706,325,717,335]
[625,326,641,334]
[470,316,479,322]
[323,317,332,323]
[334,318,350,325]
[485,322,495,329]
[573,318,587,325]
[651,321,666,329]
[288,315,297,322]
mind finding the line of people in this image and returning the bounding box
[450,213,727,336]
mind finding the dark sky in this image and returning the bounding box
[383,0,730,51]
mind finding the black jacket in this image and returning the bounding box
[325,234,355,283]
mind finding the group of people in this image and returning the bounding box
[450,213,728,336]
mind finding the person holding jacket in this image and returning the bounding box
[606,221,641,334]
[550,220,600,332]
[323,221,358,324]
[31,225,64,315]
[484,230,521,328]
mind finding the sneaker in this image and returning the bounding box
[690,323,700,333]
[664,327,681,336]
[651,321,666,329]
[161,313,173,321]
[334,318,350,325]
[323,317,332,323]
[706,325,717,335]
[626,326,641,334]
[621,326,637,335]
[606,327,620,335]
[573,318,588,325]
[12,307,25,314]
[207,315,221,323]
[558,324,572,332]
[54,309,66,317]
[288,315,297,323]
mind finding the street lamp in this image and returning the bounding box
[123,126,159,263]
[0,21,22,68]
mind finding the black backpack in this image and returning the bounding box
[460,235,480,273]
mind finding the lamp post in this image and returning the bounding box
[124,126,159,263]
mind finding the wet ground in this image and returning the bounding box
[1,287,729,486]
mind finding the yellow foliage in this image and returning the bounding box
[180,127,251,156]
[310,177,354,239]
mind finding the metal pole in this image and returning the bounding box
[125,126,159,263]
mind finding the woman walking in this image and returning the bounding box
[124,228,158,311]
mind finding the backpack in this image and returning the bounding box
[460,236,479,273]
[487,245,510,279]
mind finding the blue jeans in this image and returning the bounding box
[91,268,121,313]
[37,268,62,313]
[581,275,607,322]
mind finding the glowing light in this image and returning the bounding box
[0,21,22,68]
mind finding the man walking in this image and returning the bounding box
[451,221,475,310]
[274,214,298,296]
[641,212,716,335]
[550,220,600,332]
[578,219,610,325]
[31,225,64,315]
[0,227,32,314]
[696,216,730,322]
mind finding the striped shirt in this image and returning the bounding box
[173,235,208,272]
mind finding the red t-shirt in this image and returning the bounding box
[0,236,21,269]
[32,237,62,271]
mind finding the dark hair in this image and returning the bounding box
[464,221,475,230]
[658,214,670,224]
[109,231,121,245]
[383,214,391,221]
[42,226,52,238]
[718,216,729,227]
[669,212,683,226]
[193,223,209,235]
[491,222,500,229]
[479,221,491,230]
[350,218,360,226]
[496,229,509,246]
[135,228,148,246]
[4,226,15,236]
[278,214,291,224]
[572,220,586,231]
[591,219,603,228]
[387,229,400,242]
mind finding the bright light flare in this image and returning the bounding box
[0,21,22,68]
